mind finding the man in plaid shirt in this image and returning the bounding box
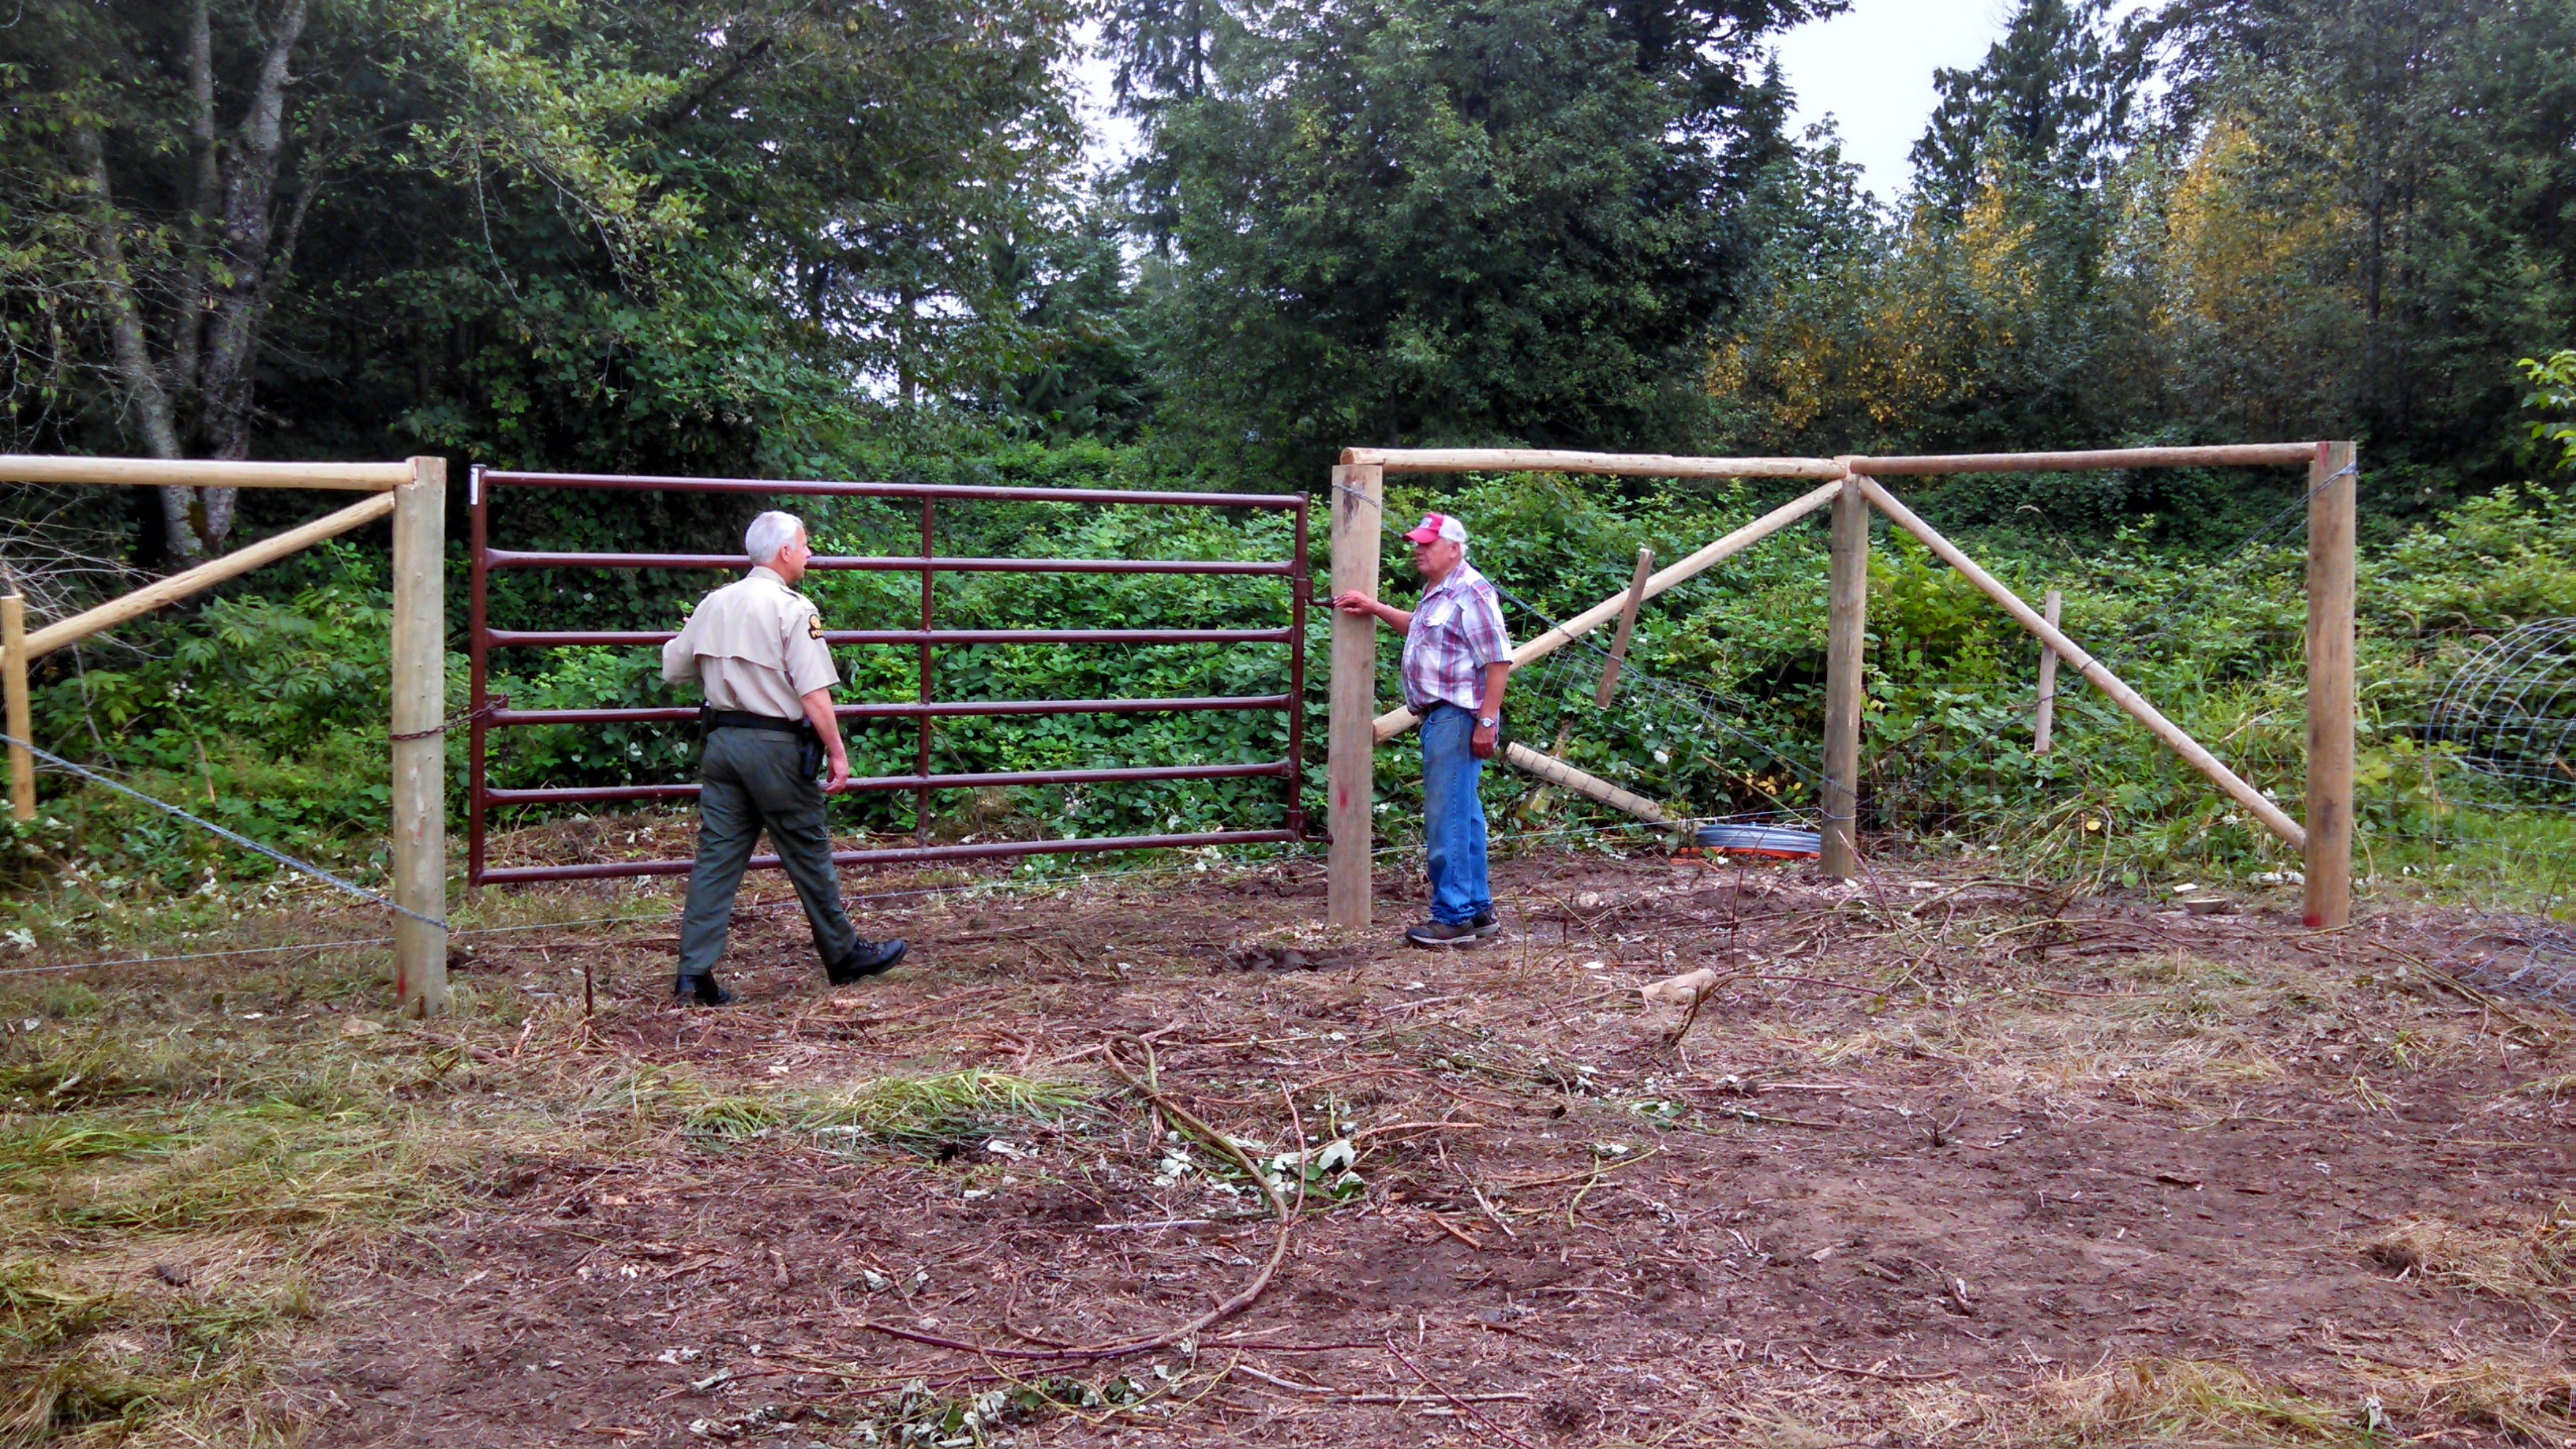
[1335,511,1513,947]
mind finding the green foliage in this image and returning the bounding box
[1717,0,2576,511]
[1361,468,2576,896]
[2522,351,2576,476]
[17,545,410,888]
[1143,0,1827,469]
[6,444,2576,911]
[2,0,1090,489]
[1911,0,2145,213]
[6,0,2576,913]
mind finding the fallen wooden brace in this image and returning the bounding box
[1501,741,1666,824]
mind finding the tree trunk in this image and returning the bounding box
[170,0,219,401]
[194,0,311,551]
[66,126,202,563]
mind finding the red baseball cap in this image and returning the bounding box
[1403,512,1469,545]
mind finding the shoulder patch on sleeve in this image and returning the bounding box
[807,615,826,640]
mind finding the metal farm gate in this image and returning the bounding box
[466,470,1309,885]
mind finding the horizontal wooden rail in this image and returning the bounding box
[1339,447,1844,479]
[1848,444,2319,476]
[0,455,411,489]
[1372,479,1842,742]
[24,492,398,657]
[1857,477,2305,848]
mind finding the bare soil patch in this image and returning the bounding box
[303,852,2575,1447]
[9,844,2574,1445]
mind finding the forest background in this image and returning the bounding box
[4,0,2576,912]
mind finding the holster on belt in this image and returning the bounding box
[698,706,825,780]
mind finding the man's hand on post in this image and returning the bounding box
[1335,591,1413,635]
[823,752,851,793]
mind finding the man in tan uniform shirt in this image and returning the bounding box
[661,510,906,1005]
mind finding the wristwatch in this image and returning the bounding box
[1477,716,1499,730]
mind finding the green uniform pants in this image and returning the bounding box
[677,726,858,979]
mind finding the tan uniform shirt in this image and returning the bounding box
[661,566,839,720]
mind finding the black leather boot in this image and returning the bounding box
[826,939,908,985]
[673,971,735,1006]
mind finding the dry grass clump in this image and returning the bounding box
[680,1067,1094,1157]
[2386,1354,2576,1444]
[0,934,630,1444]
[2017,1353,2576,1447]
[2019,1358,2361,1445]
[0,1253,314,1447]
[2510,1068,2576,1103]
[2367,1207,2576,1304]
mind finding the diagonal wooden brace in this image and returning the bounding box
[1855,477,2304,850]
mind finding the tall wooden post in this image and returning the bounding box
[1820,461,1870,879]
[1325,462,1385,929]
[391,456,449,1016]
[3,595,29,822]
[2304,441,2357,929]
[2033,588,2061,755]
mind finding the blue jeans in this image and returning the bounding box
[1418,703,1492,925]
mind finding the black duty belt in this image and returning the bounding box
[704,709,811,736]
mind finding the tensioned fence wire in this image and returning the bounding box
[2414,618,2576,1004]
[3,732,442,927]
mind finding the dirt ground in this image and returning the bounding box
[10,837,2576,1446]
[302,840,2576,1448]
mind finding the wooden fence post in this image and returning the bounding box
[3,595,28,822]
[1820,461,1869,879]
[1325,462,1386,929]
[2034,588,2061,755]
[2305,441,2357,929]
[391,456,449,1016]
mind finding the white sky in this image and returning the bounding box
[1070,1,2148,205]
[1776,0,2156,202]
[1772,0,2022,202]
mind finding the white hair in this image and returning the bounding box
[745,511,805,565]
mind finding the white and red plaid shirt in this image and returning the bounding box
[1401,560,1512,714]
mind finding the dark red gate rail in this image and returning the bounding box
[467,469,1309,885]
